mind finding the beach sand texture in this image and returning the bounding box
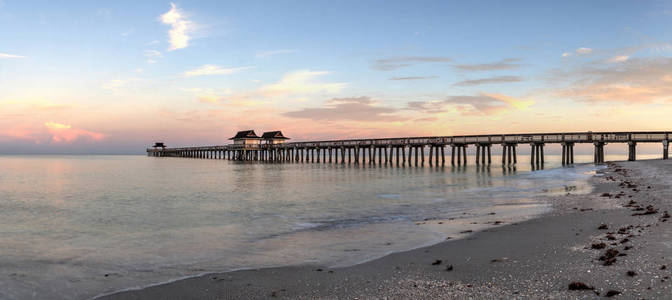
[104,159,672,299]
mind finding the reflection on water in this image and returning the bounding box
[0,154,641,299]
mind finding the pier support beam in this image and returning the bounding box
[529,143,544,167]
[379,147,383,165]
[475,144,490,165]
[561,142,574,165]
[664,140,669,160]
[420,146,424,166]
[441,146,446,166]
[385,146,390,165]
[594,142,605,164]
[413,146,418,167]
[502,144,517,166]
[429,145,434,166]
[628,141,637,161]
[451,144,467,166]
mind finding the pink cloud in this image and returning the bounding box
[44,122,106,143]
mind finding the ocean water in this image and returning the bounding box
[0,154,655,299]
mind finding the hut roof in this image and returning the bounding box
[229,130,261,140]
[261,131,290,140]
[153,142,166,147]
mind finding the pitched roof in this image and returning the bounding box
[229,130,261,140]
[153,142,166,147]
[261,131,290,140]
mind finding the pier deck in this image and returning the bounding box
[147,131,671,167]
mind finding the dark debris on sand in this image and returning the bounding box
[568,281,593,290]
[599,248,620,266]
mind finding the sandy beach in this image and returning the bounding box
[103,159,672,299]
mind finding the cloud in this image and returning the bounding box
[407,93,533,115]
[454,58,521,71]
[260,70,346,97]
[101,79,128,90]
[184,65,252,77]
[160,3,192,51]
[144,50,162,64]
[554,57,672,103]
[562,52,572,57]
[389,76,438,81]
[256,49,295,58]
[576,47,593,54]
[30,102,71,111]
[101,78,140,90]
[453,75,522,86]
[372,56,452,71]
[283,96,404,121]
[44,122,105,143]
[406,100,449,114]
[607,55,629,63]
[189,70,346,105]
[0,52,25,59]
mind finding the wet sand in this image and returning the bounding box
[103,159,672,299]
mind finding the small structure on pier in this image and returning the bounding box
[261,131,290,144]
[152,142,166,149]
[230,130,261,145]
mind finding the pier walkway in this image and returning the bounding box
[147,131,670,167]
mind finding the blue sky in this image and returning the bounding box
[1,1,672,153]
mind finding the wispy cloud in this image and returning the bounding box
[260,70,346,97]
[372,56,452,71]
[453,75,522,86]
[101,79,127,90]
[0,52,26,59]
[607,55,629,63]
[183,65,252,77]
[389,76,438,81]
[101,78,140,90]
[192,70,346,105]
[454,58,521,71]
[576,47,593,54]
[407,93,533,115]
[144,50,162,64]
[554,57,672,103]
[256,49,295,58]
[283,97,404,121]
[562,52,572,57]
[160,3,192,51]
[44,122,105,143]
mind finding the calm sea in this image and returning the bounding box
[0,153,654,299]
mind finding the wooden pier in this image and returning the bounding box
[147,131,671,167]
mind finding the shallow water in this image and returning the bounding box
[0,154,657,299]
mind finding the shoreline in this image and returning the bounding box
[103,159,672,299]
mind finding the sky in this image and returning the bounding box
[1,0,672,154]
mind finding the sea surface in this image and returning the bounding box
[0,154,658,299]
